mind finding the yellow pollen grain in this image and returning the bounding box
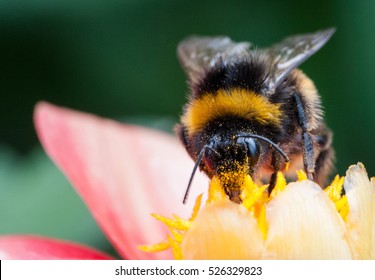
[182,88,282,135]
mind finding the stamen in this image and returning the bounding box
[151,214,190,231]
[240,175,268,210]
[137,240,170,253]
[141,169,355,258]
[189,193,203,221]
[269,172,287,199]
[325,175,345,201]
[297,169,308,181]
[324,175,349,220]
[168,235,183,260]
[206,176,228,204]
[257,204,268,240]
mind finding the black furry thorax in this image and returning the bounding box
[192,57,271,97]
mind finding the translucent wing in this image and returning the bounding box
[177,28,335,92]
[264,28,335,93]
[177,36,252,84]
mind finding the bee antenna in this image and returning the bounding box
[236,133,290,163]
[183,142,214,204]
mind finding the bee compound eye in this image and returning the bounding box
[244,138,260,167]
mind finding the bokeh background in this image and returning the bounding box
[1,0,374,257]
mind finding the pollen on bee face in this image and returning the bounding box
[218,161,249,184]
[217,161,250,204]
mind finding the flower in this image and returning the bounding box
[0,102,373,259]
[0,235,113,260]
[0,102,208,259]
[143,164,375,259]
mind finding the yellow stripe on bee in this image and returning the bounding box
[182,88,282,135]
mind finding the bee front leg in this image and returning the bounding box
[268,150,281,194]
[293,92,315,180]
[313,125,335,186]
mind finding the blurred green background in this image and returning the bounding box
[1,0,374,258]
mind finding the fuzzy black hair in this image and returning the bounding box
[191,56,271,98]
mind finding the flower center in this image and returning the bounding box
[138,170,349,259]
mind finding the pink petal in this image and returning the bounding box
[0,235,113,260]
[34,102,208,259]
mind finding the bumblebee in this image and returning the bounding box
[175,29,335,204]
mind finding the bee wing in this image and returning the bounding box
[264,28,335,93]
[177,36,251,84]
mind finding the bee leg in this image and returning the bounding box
[174,123,196,160]
[268,151,281,194]
[313,126,335,186]
[293,92,315,180]
[174,124,189,147]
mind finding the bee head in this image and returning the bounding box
[203,134,260,176]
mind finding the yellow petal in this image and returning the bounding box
[181,201,264,259]
[264,180,353,259]
[344,163,375,259]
